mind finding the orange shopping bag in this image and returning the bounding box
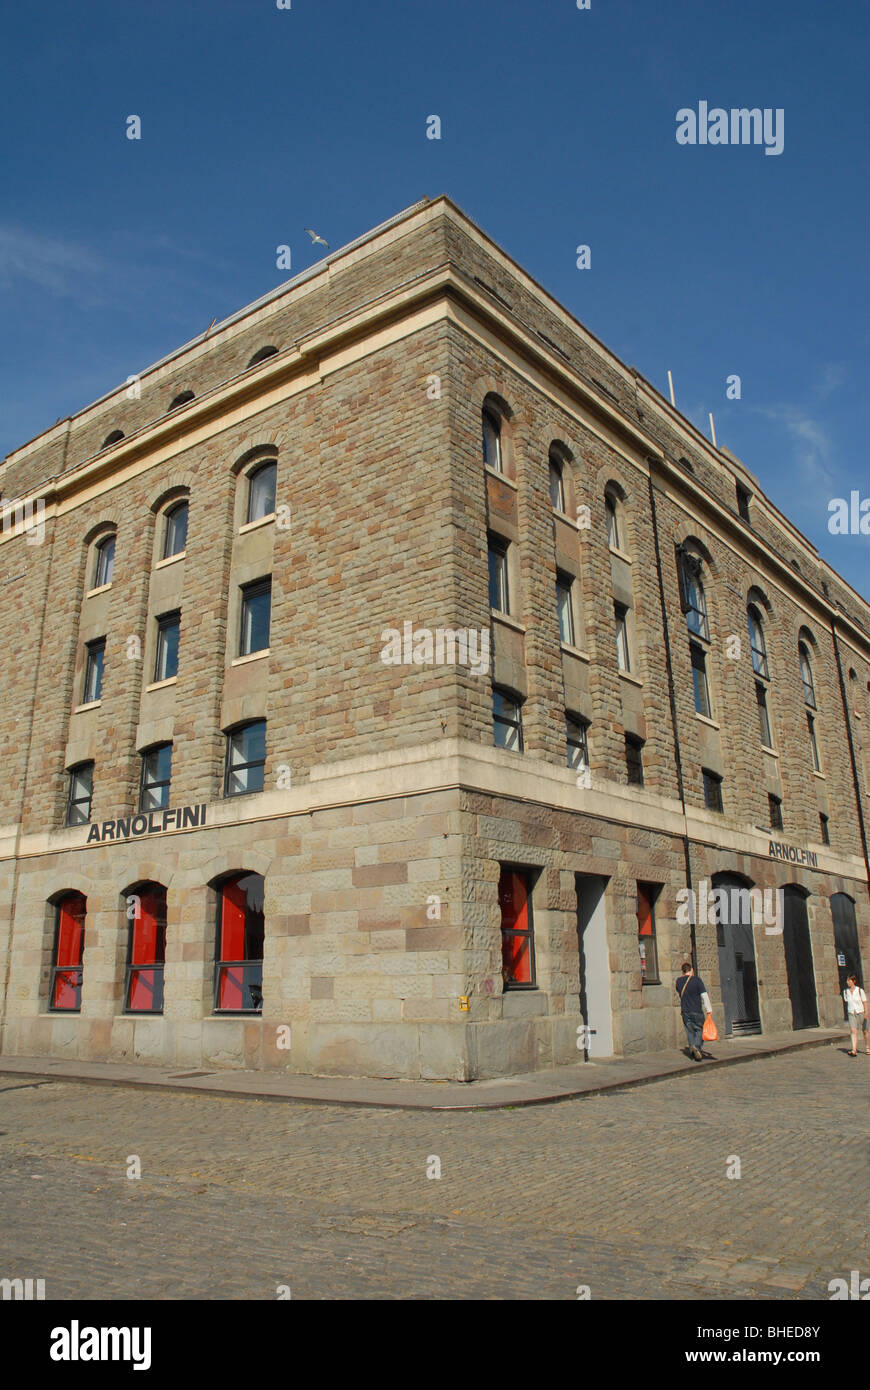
[702,1013,718,1042]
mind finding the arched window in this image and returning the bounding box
[65,762,94,826]
[605,494,620,549]
[162,500,188,559]
[678,551,709,640]
[125,884,167,1013]
[799,641,816,708]
[246,460,277,524]
[482,405,502,473]
[214,872,265,1012]
[548,450,565,512]
[101,430,125,450]
[747,604,768,679]
[247,346,278,368]
[168,390,195,411]
[50,892,86,1011]
[93,534,115,588]
[224,719,267,795]
[604,486,627,552]
[139,743,172,811]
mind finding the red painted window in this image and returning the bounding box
[215,873,265,1012]
[126,886,167,1013]
[50,893,86,1010]
[499,868,535,987]
[637,882,661,984]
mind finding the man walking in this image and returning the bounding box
[676,961,711,1061]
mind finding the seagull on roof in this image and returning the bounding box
[304,228,330,250]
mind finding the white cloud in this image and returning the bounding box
[751,403,837,494]
[814,362,847,401]
[0,225,106,300]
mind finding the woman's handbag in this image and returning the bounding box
[702,1013,718,1042]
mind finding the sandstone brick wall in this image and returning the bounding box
[1,197,868,1080]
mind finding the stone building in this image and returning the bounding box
[0,196,868,1080]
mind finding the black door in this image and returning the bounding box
[831,893,863,1019]
[713,876,761,1035]
[782,886,819,1029]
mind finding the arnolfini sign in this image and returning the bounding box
[768,840,819,869]
[85,804,207,844]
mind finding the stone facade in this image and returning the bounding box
[1,196,868,1079]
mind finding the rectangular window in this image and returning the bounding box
[566,714,589,772]
[703,769,724,813]
[636,882,661,985]
[737,484,752,522]
[125,887,167,1014]
[756,681,773,747]
[225,721,267,796]
[139,744,172,812]
[50,895,86,1011]
[488,536,510,614]
[154,612,180,682]
[556,572,575,646]
[499,867,535,989]
[614,602,630,672]
[83,638,105,703]
[820,813,830,845]
[769,794,783,830]
[493,688,523,752]
[625,734,644,786]
[690,642,711,718]
[240,578,272,656]
[807,712,821,772]
[65,763,93,826]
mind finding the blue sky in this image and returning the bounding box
[1,0,867,597]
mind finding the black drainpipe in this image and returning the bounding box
[831,621,870,903]
[647,466,698,968]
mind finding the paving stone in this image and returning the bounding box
[0,1049,862,1299]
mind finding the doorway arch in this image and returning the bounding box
[711,873,761,1036]
[831,893,863,1019]
[782,885,819,1029]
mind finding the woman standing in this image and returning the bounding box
[844,974,869,1057]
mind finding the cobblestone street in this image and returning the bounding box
[0,1045,866,1300]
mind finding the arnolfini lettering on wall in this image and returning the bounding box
[85,804,207,844]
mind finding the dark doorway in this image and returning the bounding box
[831,893,863,1019]
[782,886,819,1029]
[712,874,761,1036]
